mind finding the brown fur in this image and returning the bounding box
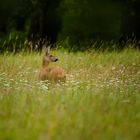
[38,51,66,82]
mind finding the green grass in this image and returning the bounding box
[0,48,140,140]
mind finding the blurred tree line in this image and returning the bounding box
[0,0,140,52]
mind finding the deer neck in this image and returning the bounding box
[42,61,50,68]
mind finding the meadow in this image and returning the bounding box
[0,48,140,140]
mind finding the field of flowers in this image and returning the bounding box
[0,48,140,140]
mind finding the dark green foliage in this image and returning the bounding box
[0,32,27,53]
[0,0,140,52]
[59,0,122,42]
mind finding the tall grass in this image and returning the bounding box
[0,48,140,140]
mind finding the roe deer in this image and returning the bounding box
[38,49,66,82]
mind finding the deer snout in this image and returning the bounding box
[54,58,58,62]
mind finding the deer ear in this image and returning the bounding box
[45,46,50,55]
[45,49,48,55]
